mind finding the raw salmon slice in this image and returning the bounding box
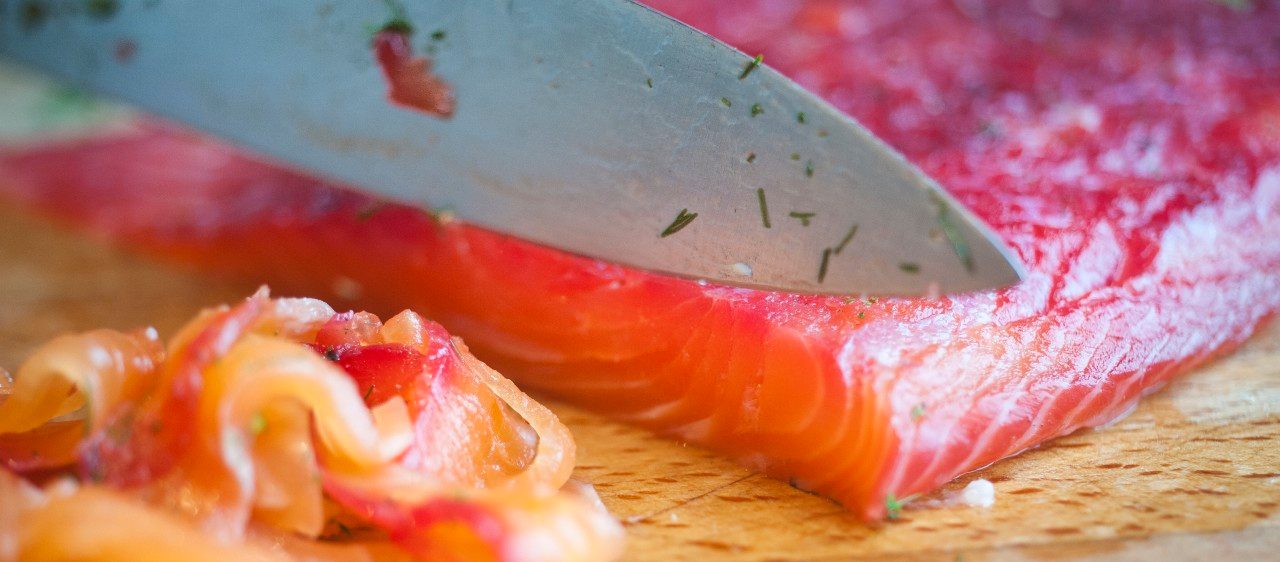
[2,0,1280,519]
[0,292,623,561]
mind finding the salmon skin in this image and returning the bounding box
[2,0,1280,519]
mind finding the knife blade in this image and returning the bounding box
[0,0,1025,296]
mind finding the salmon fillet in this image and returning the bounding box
[2,0,1279,519]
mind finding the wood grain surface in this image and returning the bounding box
[2,200,1278,561]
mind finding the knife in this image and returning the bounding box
[0,0,1024,296]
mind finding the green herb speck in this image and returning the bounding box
[646,78,653,89]
[817,247,833,283]
[910,403,926,421]
[357,203,386,222]
[380,17,413,34]
[660,208,698,238]
[797,111,807,124]
[817,129,829,138]
[738,53,763,80]
[720,97,732,107]
[885,493,904,520]
[21,1,50,31]
[834,224,859,255]
[756,188,771,228]
[427,206,456,226]
[85,0,118,19]
[899,262,921,274]
[930,192,975,273]
[1214,0,1253,11]
[790,152,800,161]
[805,160,814,178]
[36,86,101,126]
[789,211,815,226]
[750,103,763,117]
[430,29,447,41]
[857,311,865,319]
[249,412,268,436]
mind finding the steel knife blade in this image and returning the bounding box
[0,0,1025,296]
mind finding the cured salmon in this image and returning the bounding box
[1,0,1279,519]
[0,292,623,561]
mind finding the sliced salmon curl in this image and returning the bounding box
[312,308,566,491]
[0,293,622,561]
[3,0,1280,520]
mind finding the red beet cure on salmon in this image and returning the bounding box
[1,0,1279,521]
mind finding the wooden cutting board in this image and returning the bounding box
[2,203,1278,562]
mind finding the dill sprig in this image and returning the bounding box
[817,248,833,283]
[660,208,698,237]
[789,211,815,226]
[930,192,975,272]
[834,224,858,255]
[756,188,771,228]
[885,494,904,519]
[738,54,764,80]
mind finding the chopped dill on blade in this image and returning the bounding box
[85,0,119,20]
[756,188,771,228]
[930,192,975,272]
[805,160,814,178]
[738,54,764,80]
[789,211,815,226]
[899,262,921,274]
[750,103,763,117]
[720,97,732,107]
[797,111,807,124]
[380,17,413,34]
[834,224,859,254]
[817,248,833,283]
[660,208,698,237]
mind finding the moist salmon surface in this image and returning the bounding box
[2,0,1279,519]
